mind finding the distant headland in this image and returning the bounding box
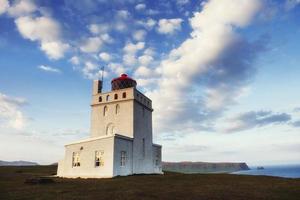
[162,161,250,173]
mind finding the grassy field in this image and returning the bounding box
[0,165,300,200]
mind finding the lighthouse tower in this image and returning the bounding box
[57,74,162,178]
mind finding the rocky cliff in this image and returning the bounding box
[162,161,250,173]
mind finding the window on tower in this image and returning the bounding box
[116,104,120,114]
[114,94,118,100]
[103,106,108,116]
[99,96,102,102]
[122,92,126,98]
[106,95,110,101]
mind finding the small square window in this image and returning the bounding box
[95,150,104,167]
[72,152,80,167]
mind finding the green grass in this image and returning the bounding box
[0,165,300,200]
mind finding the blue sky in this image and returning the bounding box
[0,0,300,165]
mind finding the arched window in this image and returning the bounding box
[106,95,110,101]
[99,96,102,102]
[115,104,120,114]
[114,94,118,100]
[122,92,126,98]
[103,106,108,116]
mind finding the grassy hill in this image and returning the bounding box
[1,165,300,200]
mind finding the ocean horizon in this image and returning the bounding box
[232,164,300,179]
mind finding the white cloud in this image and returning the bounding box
[134,66,152,77]
[114,21,127,32]
[81,61,103,79]
[99,52,111,62]
[123,54,137,66]
[108,62,126,76]
[137,18,157,30]
[38,65,61,73]
[88,23,110,34]
[123,41,145,66]
[40,41,69,60]
[80,37,102,53]
[8,0,37,17]
[0,0,9,15]
[144,48,155,56]
[123,41,145,54]
[148,0,262,133]
[138,55,153,66]
[157,18,183,34]
[100,33,113,43]
[15,15,69,59]
[15,16,59,41]
[177,0,189,6]
[69,56,80,65]
[135,3,146,11]
[0,92,27,130]
[116,10,130,19]
[136,78,157,87]
[132,29,146,41]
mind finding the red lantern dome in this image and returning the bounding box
[111,74,137,90]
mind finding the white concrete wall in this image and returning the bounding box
[152,145,163,174]
[113,137,133,176]
[57,136,115,178]
[90,88,134,138]
[132,90,155,174]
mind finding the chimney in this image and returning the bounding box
[92,80,102,95]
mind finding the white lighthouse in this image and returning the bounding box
[57,74,162,178]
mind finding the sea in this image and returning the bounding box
[232,164,300,179]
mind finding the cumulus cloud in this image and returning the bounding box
[15,15,69,59]
[134,66,152,77]
[116,10,130,19]
[222,111,291,133]
[123,42,145,54]
[147,0,263,133]
[0,92,27,130]
[0,0,9,15]
[138,55,153,66]
[133,30,147,41]
[99,52,111,62]
[177,0,189,6]
[81,61,104,79]
[7,0,37,17]
[135,3,146,11]
[38,65,61,73]
[157,18,183,34]
[137,18,157,30]
[80,37,103,53]
[69,56,80,65]
[88,23,110,35]
[123,42,145,66]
